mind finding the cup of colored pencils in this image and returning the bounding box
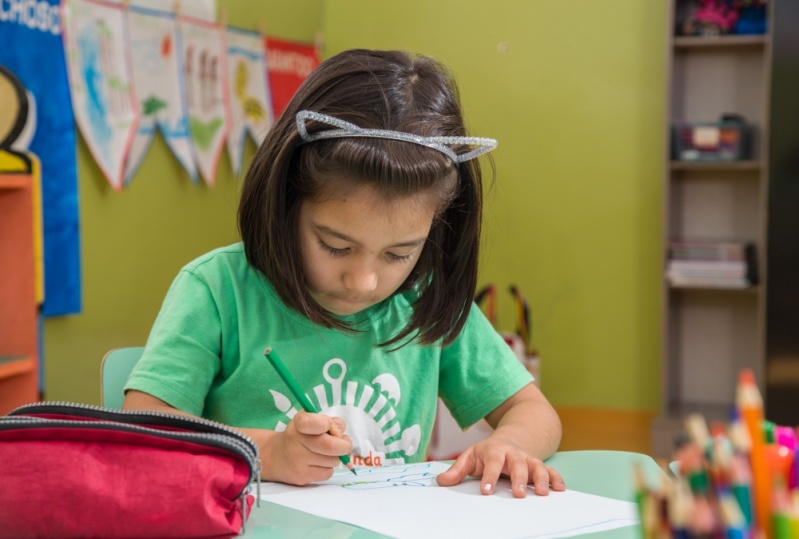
[636,369,799,538]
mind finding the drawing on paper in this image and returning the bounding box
[337,462,439,489]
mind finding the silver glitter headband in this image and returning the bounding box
[296,110,498,163]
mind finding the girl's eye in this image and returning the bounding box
[386,252,413,263]
[319,240,349,257]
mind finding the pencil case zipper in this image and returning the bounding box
[4,401,262,505]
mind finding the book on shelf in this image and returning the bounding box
[668,241,750,261]
[666,241,757,288]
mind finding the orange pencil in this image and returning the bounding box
[736,368,771,538]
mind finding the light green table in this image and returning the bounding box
[243,450,665,538]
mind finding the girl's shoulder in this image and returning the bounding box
[178,243,267,289]
[182,243,246,271]
[178,243,256,279]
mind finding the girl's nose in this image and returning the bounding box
[342,262,378,292]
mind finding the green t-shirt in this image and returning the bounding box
[125,243,532,467]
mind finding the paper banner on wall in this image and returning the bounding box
[179,15,230,186]
[125,5,197,184]
[264,37,319,120]
[0,0,83,315]
[225,26,273,176]
[100,0,217,20]
[127,0,216,21]
[61,0,139,191]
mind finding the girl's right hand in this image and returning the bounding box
[254,411,352,485]
[122,391,350,485]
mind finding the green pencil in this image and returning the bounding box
[263,347,356,475]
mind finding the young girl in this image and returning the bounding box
[123,48,564,498]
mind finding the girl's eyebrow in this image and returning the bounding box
[316,225,426,249]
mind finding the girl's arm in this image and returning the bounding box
[123,390,351,485]
[435,383,565,498]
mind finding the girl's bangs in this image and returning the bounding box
[304,137,457,198]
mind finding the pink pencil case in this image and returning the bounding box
[0,402,260,539]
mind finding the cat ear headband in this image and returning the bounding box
[296,110,498,163]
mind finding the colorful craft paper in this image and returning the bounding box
[62,0,140,191]
[101,0,217,21]
[225,26,273,176]
[264,37,319,120]
[179,15,230,186]
[125,5,197,184]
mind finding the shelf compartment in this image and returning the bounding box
[670,47,767,161]
[666,288,760,410]
[668,173,762,242]
[0,355,36,381]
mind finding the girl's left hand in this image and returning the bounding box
[435,436,566,498]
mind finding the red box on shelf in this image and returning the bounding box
[672,121,750,161]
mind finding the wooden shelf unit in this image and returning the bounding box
[653,0,799,457]
[0,171,39,414]
[673,34,768,49]
[669,160,762,172]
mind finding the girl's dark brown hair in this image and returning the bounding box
[238,49,487,347]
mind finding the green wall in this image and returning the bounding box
[45,0,667,412]
[323,0,668,410]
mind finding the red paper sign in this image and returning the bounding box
[264,37,320,119]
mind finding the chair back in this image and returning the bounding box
[101,347,144,409]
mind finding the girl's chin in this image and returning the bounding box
[317,294,377,315]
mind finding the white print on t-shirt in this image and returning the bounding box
[268,358,421,467]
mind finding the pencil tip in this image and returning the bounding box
[350,468,358,475]
[264,347,271,355]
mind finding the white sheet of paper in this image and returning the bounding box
[259,461,639,539]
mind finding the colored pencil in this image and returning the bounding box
[264,347,356,475]
[736,369,771,537]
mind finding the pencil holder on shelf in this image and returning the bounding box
[475,283,539,386]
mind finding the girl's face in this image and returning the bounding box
[298,184,439,316]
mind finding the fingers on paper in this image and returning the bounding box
[479,450,513,496]
[529,462,567,496]
[547,465,567,491]
[505,453,533,498]
[435,448,478,487]
[530,460,551,496]
[487,457,558,498]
